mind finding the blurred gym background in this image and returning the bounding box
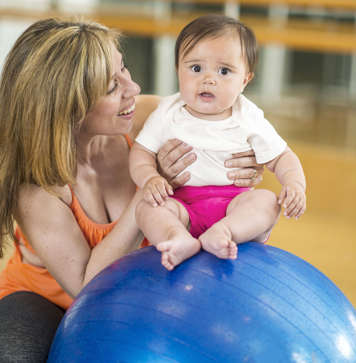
[0,0,355,306]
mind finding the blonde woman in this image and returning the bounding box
[0,18,263,361]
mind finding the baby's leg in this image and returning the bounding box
[136,199,201,270]
[199,189,280,259]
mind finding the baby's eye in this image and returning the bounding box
[191,64,201,72]
[219,67,230,75]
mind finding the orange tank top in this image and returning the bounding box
[0,135,133,309]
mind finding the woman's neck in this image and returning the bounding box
[75,133,111,166]
[75,132,130,176]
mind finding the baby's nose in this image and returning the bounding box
[203,77,216,85]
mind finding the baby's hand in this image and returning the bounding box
[278,182,306,219]
[143,176,173,207]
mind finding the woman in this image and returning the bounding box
[0,18,263,362]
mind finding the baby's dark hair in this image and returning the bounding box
[175,14,257,73]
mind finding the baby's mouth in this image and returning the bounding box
[199,92,215,99]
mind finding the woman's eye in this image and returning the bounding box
[219,67,230,75]
[191,64,201,72]
[107,80,118,94]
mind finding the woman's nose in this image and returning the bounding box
[122,73,141,98]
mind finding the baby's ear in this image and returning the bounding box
[244,72,254,85]
[241,72,254,92]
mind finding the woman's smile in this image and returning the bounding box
[118,102,136,116]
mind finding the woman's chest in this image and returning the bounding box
[74,163,135,225]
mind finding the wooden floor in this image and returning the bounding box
[1,141,355,308]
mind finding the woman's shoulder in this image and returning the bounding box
[130,94,161,139]
[18,184,72,213]
[15,184,75,245]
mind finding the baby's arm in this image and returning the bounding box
[266,146,306,219]
[129,142,173,207]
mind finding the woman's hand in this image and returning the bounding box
[157,141,263,189]
[225,150,264,187]
[157,139,196,189]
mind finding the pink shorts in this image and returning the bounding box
[171,185,250,238]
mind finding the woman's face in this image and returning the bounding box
[82,45,141,136]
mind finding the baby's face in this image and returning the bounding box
[178,33,253,121]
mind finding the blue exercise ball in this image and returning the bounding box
[48,242,356,362]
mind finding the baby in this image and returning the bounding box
[130,14,306,270]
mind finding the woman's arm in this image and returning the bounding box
[15,185,143,298]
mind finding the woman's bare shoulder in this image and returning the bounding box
[130,94,161,139]
[18,184,72,213]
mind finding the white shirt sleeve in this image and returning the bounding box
[135,94,182,153]
[135,101,165,153]
[242,98,287,164]
[249,121,287,164]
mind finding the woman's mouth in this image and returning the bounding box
[118,103,135,116]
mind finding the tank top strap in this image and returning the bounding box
[124,134,133,148]
[68,185,116,248]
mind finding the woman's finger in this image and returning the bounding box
[156,139,183,162]
[157,139,193,169]
[227,167,260,181]
[157,140,195,181]
[159,154,196,184]
[169,171,191,189]
[230,150,256,158]
[225,156,257,169]
[251,174,263,186]
[225,150,259,169]
[168,152,196,176]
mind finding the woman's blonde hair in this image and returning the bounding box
[0,18,120,255]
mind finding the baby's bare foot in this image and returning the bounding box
[156,230,201,271]
[199,221,237,260]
